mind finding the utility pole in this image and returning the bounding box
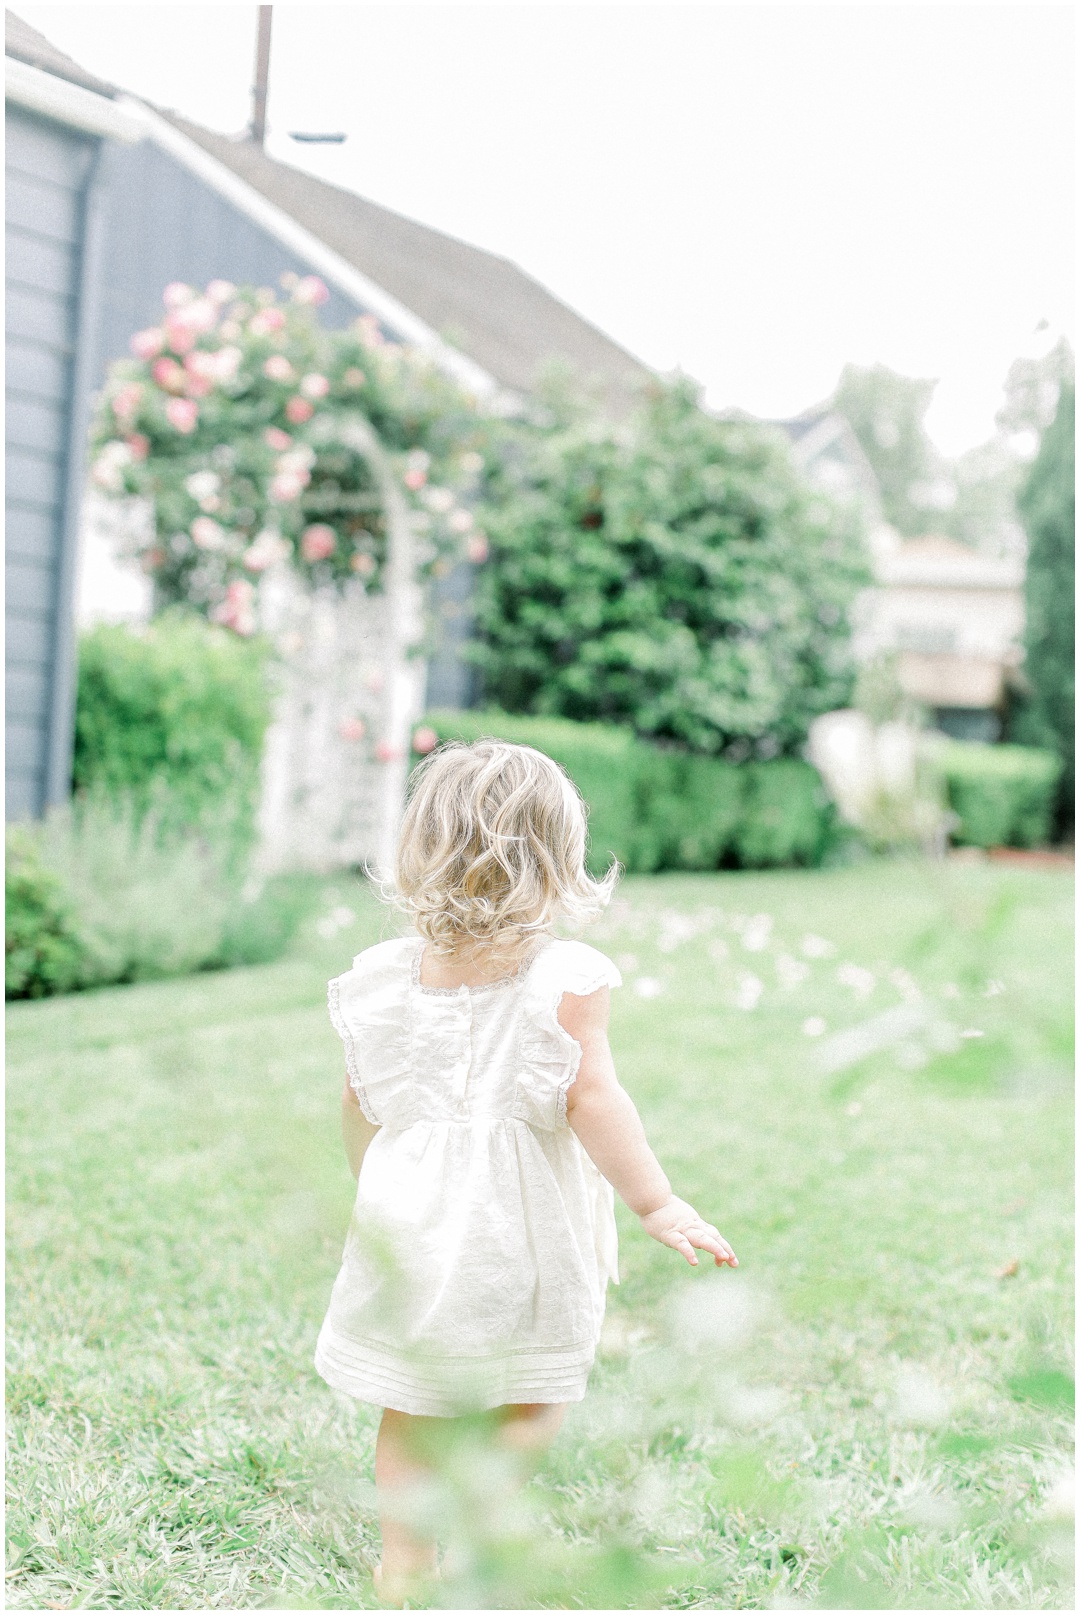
[250,6,272,146]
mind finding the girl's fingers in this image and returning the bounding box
[685,1226,738,1266]
[664,1230,699,1265]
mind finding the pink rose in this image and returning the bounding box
[182,355,214,399]
[264,427,292,451]
[180,298,217,334]
[130,327,165,360]
[299,372,330,399]
[111,383,143,422]
[212,579,256,637]
[374,739,403,764]
[165,398,199,433]
[162,282,194,309]
[126,433,150,461]
[248,307,286,337]
[339,718,366,742]
[285,395,315,424]
[403,467,427,490]
[301,524,336,561]
[191,516,226,549]
[354,314,385,348]
[206,279,236,304]
[141,547,166,572]
[163,317,197,355]
[412,726,438,756]
[243,530,291,572]
[293,275,330,305]
[269,470,308,502]
[263,355,295,382]
[152,357,186,394]
[466,532,490,563]
[350,551,376,577]
[343,367,366,388]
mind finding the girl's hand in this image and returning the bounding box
[639,1196,738,1268]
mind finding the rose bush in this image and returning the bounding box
[90,276,492,631]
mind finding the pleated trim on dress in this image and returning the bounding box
[314,1322,596,1416]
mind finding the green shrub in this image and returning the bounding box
[73,613,272,855]
[5,800,313,1000]
[939,742,1063,848]
[5,829,85,999]
[421,711,834,873]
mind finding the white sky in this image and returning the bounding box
[17,2,1075,454]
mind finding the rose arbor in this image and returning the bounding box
[91,277,490,871]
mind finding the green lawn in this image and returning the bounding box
[6,860,1073,1609]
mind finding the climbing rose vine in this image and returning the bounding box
[90,276,490,633]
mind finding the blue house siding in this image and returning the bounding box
[5,102,100,819]
[91,136,362,382]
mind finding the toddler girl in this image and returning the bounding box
[315,740,736,1603]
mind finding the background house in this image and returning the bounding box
[5,10,650,852]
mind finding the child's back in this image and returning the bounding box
[316,935,622,1414]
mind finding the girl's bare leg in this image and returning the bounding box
[373,1403,567,1603]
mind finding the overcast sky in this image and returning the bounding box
[18,2,1075,454]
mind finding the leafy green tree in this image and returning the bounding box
[471,379,868,757]
[832,363,949,537]
[1012,380,1075,830]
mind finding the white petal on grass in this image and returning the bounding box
[984,979,1006,997]
[735,972,764,1010]
[814,1001,928,1074]
[801,933,835,958]
[845,1100,862,1117]
[330,905,355,928]
[837,962,876,999]
[889,967,922,1002]
[960,1028,985,1039]
[776,953,810,988]
[633,976,665,999]
[1042,1468,1075,1521]
[741,913,773,952]
[802,1016,827,1037]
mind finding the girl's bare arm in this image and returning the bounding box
[560,988,737,1268]
[341,1080,380,1178]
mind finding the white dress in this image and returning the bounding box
[314,935,622,1417]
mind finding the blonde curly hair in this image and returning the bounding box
[393,739,618,959]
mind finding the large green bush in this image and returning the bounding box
[939,742,1063,849]
[73,613,272,852]
[4,798,313,1000]
[5,829,85,999]
[421,711,835,873]
[470,379,869,758]
[1012,380,1074,830]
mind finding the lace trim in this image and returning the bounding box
[410,940,547,997]
[327,975,380,1124]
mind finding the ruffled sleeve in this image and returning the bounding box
[327,938,415,1126]
[516,940,622,1130]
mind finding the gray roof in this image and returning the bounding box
[6,10,651,411]
[164,115,651,410]
[6,10,119,98]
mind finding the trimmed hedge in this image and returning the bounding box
[74,612,271,854]
[421,711,836,872]
[939,742,1064,849]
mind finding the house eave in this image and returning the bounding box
[5,55,147,143]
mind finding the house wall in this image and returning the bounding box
[5,101,99,819]
[90,136,361,382]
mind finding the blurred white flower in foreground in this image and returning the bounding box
[802,1016,827,1037]
[801,934,835,958]
[316,905,356,939]
[1042,1468,1074,1521]
[893,1365,952,1427]
[672,1273,757,1352]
